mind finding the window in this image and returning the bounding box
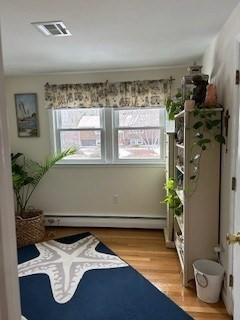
[113,108,165,162]
[53,108,104,162]
[50,107,165,164]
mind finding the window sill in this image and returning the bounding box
[54,160,166,168]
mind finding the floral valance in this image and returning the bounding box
[45,79,171,109]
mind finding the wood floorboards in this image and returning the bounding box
[44,227,232,320]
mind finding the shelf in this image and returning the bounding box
[176,189,184,205]
[175,241,184,271]
[176,143,184,149]
[176,165,184,174]
[174,107,224,119]
[170,97,222,286]
[174,110,185,119]
[175,235,184,271]
[175,215,184,234]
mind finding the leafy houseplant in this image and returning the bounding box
[163,178,182,216]
[165,91,183,120]
[12,148,75,216]
[11,148,75,247]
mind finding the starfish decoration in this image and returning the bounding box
[18,235,127,304]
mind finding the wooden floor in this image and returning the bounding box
[44,227,232,320]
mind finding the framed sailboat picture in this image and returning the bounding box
[15,93,39,137]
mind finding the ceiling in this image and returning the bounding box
[0,0,239,75]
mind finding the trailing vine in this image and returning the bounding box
[189,108,225,185]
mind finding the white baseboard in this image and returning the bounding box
[44,213,166,229]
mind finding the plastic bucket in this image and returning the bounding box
[193,259,224,303]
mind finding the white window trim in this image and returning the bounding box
[112,107,166,164]
[49,108,106,165]
[49,108,166,166]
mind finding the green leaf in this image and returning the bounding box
[210,119,221,127]
[176,92,182,98]
[193,121,203,129]
[165,98,171,107]
[197,139,211,146]
[30,148,76,188]
[206,121,213,130]
[215,134,226,144]
[206,119,221,129]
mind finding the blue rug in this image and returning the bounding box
[18,232,192,320]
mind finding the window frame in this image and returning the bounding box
[49,108,106,165]
[112,107,166,164]
[49,107,166,166]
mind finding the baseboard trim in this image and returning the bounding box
[44,213,166,229]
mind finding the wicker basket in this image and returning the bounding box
[16,210,45,248]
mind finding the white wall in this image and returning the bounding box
[202,3,240,313]
[6,67,186,221]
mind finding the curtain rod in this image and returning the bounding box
[45,77,175,87]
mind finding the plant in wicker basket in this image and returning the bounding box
[11,148,75,247]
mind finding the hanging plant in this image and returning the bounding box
[189,108,225,183]
[163,178,182,216]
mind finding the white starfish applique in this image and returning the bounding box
[18,235,127,304]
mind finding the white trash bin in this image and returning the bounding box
[193,259,224,303]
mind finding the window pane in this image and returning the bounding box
[60,130,101,160]
[56,109,101,129]
[118,129,161,159]
[117,108,164,128]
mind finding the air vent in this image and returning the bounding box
[32,21,71,37]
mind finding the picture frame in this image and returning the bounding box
[15,93,40,137]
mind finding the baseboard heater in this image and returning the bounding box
[44,214,166,229]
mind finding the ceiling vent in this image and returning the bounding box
[32,21,71,37]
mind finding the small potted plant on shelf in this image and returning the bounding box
[165,90,183,120]
[11,148,75,247]
[163,178,182,216]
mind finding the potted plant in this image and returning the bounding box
[11,148,75,247]
[163,178,182,216]
[165,90,183,120]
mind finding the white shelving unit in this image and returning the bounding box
[173,108,222,286]
[176,165,184,175]
[175,215,184,234]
